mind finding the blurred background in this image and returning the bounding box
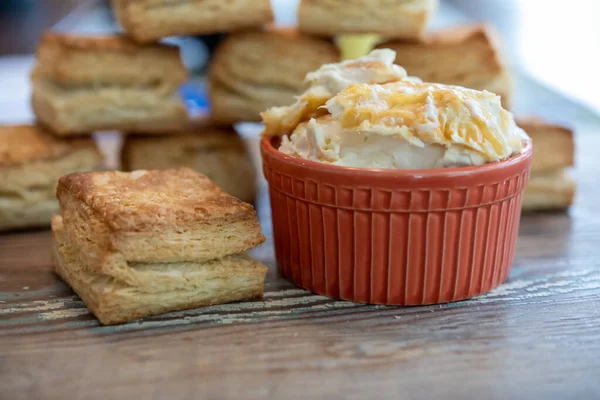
[0,0,599,127]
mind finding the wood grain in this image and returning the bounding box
[1,134,600,400]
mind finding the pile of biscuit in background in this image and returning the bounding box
[0,0,576,234]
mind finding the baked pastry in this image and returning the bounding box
[31,33,188,135]
[523,170,576,211]
[52,216,267,325]
[111,0,273,43]
[57,168,265,271]
[517,118,574,173]
[298,0,437,39]
[121,127,257,204]
[377,24,512,107]
[0,125,101,231]
[209,28,340,124]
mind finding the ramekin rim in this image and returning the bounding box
[261,136,532,177]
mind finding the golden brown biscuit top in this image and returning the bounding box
[0,125,96,167]
[38,32,180,55]
[57,168,256,231]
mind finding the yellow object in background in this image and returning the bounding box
[336,34,382,60]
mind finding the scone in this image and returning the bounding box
[209,27,340,124]
[31,33,188,136]
[0,125,101,232]
[52,216,267,325]
[518,118,576,211]
[377,24,512,107]
[298,0,437,39]
[517,118,575,173]
[111,0,273,43]
[121,126,257,204]
[57,168,265,271]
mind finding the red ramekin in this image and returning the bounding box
[261,136,532,305]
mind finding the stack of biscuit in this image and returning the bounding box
[53,168,267,325]
[518,119,576,211]
[4,30,194,233]
[0,125,101,231]
[203,0,513,120]
[207,0,439,123]
[9,0,278,322]
[106,1,273,201]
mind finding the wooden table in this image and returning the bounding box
[1,130,599,399]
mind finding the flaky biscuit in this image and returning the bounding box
[122,127,256,204]
[52,216,267,325]
[0,125,102,231]
[112,0,273,43]
[56,168,265,270]
[298,0,437,39]
[31,33,188,135]
[209,28,339,124]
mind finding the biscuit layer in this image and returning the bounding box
[32,81,188,135]
[52,217,267,325]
